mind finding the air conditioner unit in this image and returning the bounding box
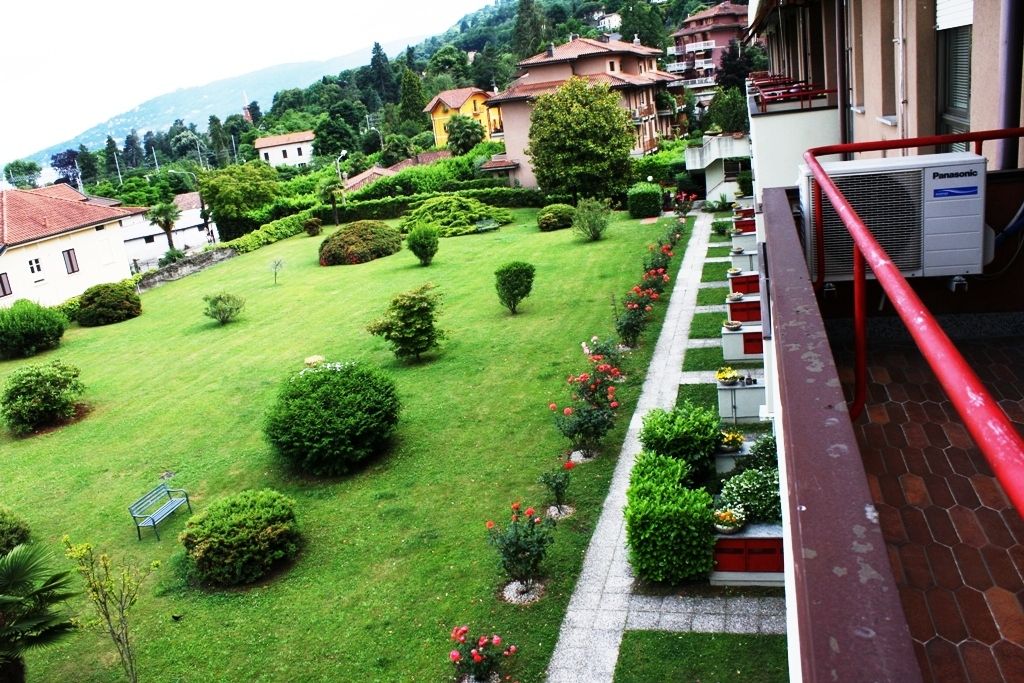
[798,152,987,280]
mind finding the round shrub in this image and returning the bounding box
[536,203,575,231]
[406,224,440,266]
[179,489,300,587]
[318,220,401,266]
[719,467,781,523]
[77,282,141,327]
[0,299,67,359]
[398,195,513,237]
[627,182,663,219]
[264,361,401,475]
[494,261,535,314]
[53,296,81,323]
[0,506,31,555]
[304,217,322,237]
[638,401,720,480]
[0,360,85,436]
[202,292,245,325]
[748,434,778,470]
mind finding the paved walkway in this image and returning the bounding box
[546,213,785,683]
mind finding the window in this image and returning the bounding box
[0,273,10,297]
[144,235,155,243]
[938,25,971,150]
[28,258,41,274]
[282,149,288,159]
[263,152,270,161]
[297,147,303,156]
[609,60,616,71]
[62,248,79,274]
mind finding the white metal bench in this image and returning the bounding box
[129,483,191,540]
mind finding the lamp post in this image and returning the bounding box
[335,150,348,182]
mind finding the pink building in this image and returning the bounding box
[666,1,748,100]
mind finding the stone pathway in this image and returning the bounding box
[546,213,785,683]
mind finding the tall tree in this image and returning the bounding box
[3,160,41,189]
[718,39,754,90]
[398,67,428,129]
[146,202,182,251]
[0,544,77,683]
[199,161,279,240]
[122,130,144,169]
[368,42,399,104]
[246,101,263,126]
[445,115,485,155]
[49,149,80,187]
[526,77,633,199]
[104,136,120,176]
[207,115,229,167]
[76,146,98,186]
[513,0,546,58]
[471,43,514,91]
[426,44,471,83]
[313,114,357,158]
[619,2,665,49]
[269,88,306,118]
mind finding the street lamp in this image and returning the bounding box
[335,150,348,182]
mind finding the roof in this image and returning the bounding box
[172,192,203,212]
[679,1,748,27]
[518,36,662,67]
[1,186,146,248]
[423,87,489,113]
[253,130,315,149]
[488,69,676,105]
[386,150,452,172]
[343,166,397,192]
[480,157,520,172]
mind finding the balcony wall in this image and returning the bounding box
[685,134,751,171]
[749,100,841,203]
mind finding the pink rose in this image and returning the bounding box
[450,650,461,662]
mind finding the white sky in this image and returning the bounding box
[1,0,488,165]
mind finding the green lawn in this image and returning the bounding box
[677,382,718,409]
[701,261,730,282]
[614,632,789,683]
[2,210,684,682]
[689,312,727,339]
[683,347,764,372]
[696,286,730,306]
[706,246,732,258]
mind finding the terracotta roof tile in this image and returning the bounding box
[488,68,674,105]
[0,187,145,248]
[344,166,397,192]
[423,88,488,113]
[518,36,661,67]
[253,130,315,149]
[672,1,748,36]
[386,150,452,172]
[172,192,203,212]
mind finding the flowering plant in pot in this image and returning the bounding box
[719,429,744,452]
[722,319,743,331]
[726,291,744,302]
[449,625,517,681]
[716,366,741,385]
[712,505,747,533]
[727,267,742,276]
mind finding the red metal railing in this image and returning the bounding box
[803,127,1024,513]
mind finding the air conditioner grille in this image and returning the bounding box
[809,169,923,278]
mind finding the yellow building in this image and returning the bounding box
[423,87,503,148]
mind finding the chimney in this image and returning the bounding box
[546,43,555,57]
[633,34,641,46]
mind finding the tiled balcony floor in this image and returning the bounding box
[836,337,1024,682]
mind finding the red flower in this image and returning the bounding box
[563,407,574,416]
[511,501,521,511]
[450,650,461,662]
[534,517,542,524]
[549,402,557,411]
[525,507,535,516]
[472,650,483,663]
[486,520,495,529]
[479,635,488,648]
[644,305,653,312]
[564,460,576,470]
[492,635,502,646]
[610,401,619,409]
[509,645,518,654]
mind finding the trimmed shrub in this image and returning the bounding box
[748,434,778,470]
[737,170,754,197]
[711,220,733,236]
[0,299,67,359]
[264,361,401,475]
[398,195,513,237]
[487,502,556,589]
[406,225,440,266]
[158,248,186,267]
[367,283,445,361]
[536,203,575,231]
[494,261,535,314]
[0,507,31,555]
[638,401,720,481]
[318,220,402,266]
[202,292,245,325]
[624,451,715,583]
[627,182,663,219]
[719,467,782,523]
[1,360,85,436]
[77,282,141,327]
[53,296,81,323]
[572,198,611,241]
[303,217,322,236]
[179,489,301,587]
[218,209,314,255]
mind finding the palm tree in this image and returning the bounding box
[318,177,342,226]
[0,544,77,683]
[145,202,182,251]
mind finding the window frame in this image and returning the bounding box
[62,248,79,274]
[0,272,11,297]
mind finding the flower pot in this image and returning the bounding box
[727,293,744,302]
[730,247,744,255]
[714,523,743,534]
[718,444,740,453]
[723,322,742,331]
[718,378,740,386]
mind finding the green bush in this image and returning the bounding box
[0,360,85,436]
[367,283,445,361]
[318,220,402,266]
[202,292,246,325]
[624,451,715,583]
[711,220,733,236]
[406,225,440,266]
[77,282,142,327]
[638,402,721,481]
[399,195,513,237]
[0,507,31,555]
[554,404,616,457]
[494,261,536,314]
[0,299,67,359]
[219,209,314,255]
[303,217,322,236]
[748,434,778,470]
[536,203,576,231]
[53,296,81,323]
[487,502,555,589]
[158,247,186,267]
[264,361,401,475]
[179,489,301,587]
[627,182,663,219]
[572,198,611,241]
[719,467,781,523]
[737,170,754,197]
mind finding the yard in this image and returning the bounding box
[1,209,683,682]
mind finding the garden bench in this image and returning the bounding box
[129,483,191,540]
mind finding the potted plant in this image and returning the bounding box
[722,319,743,332]
[712,505,747,534]
[727,267,742,277]
[726,292,744,302]
[730,245,744,255]
[719,428,744,452]
[716,366,741,385]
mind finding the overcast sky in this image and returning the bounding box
[1,0,488,165]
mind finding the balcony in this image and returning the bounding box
[686,39,715,52]
[684,134,750,171]
[630,103,655,123]
[666,45,682,56]
[693,58,715,70]
[665,61,689,74]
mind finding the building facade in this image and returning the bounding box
[423,88,504,148]
[485,36,677,188]
[667,1,748,101]
[253,131,315,168]
[121,192,219,271]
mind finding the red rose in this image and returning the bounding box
[511,501,521,511]
[525,507,535,516]
[564,460,576,470]
[450,650,461,662]
[563,407,574,416]
[486,520,495,529]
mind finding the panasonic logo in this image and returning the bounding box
[932,169,978,179]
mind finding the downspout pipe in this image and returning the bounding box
[836,0,850,155]
[997,0,1023,169]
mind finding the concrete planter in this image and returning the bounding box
[717,382,766,422]
[731,232,757,252]
[721,324,764,361]
[731,251,759,272]
[710,523,784,586]
[727,295,761,323]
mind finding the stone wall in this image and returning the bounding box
[137,248,236,292]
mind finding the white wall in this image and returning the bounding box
[121,208,219,271]
[0,218,134,307]
[258,141,314,167]
[749,107,841,201]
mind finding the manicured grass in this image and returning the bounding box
[689,312,727,338]
[677,382,718,409]
[2,210,683,682]
[702,261,730,282]
[706,246,732,258]
[709,230,732,243]
[696,286,730,306]
[682,346,764,372]
[613,631,789,683]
